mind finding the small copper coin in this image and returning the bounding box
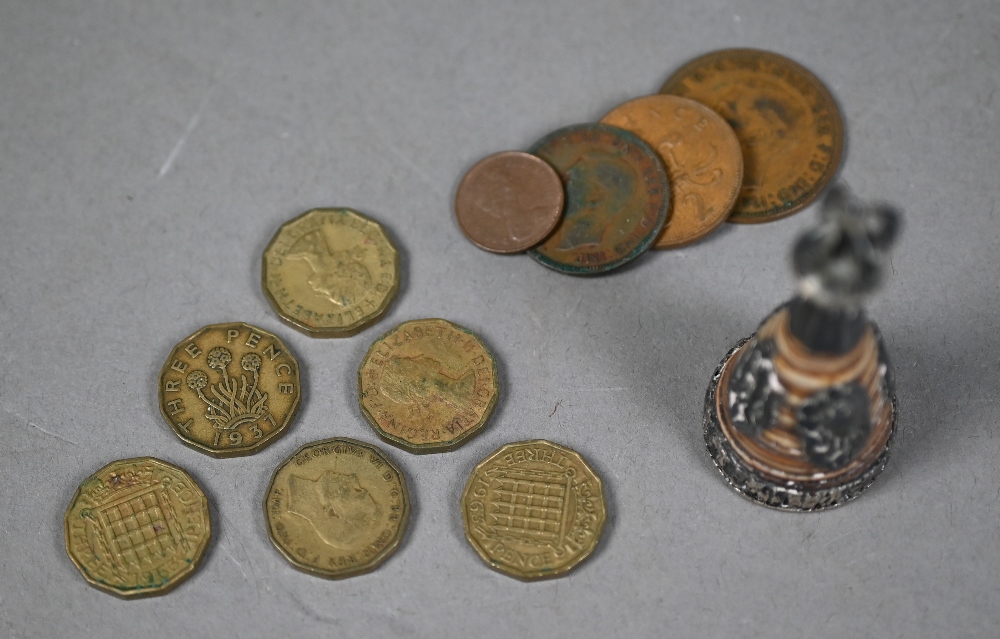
[158,322,301,458]
[455,151,564,253]
[527,124,670,275]
[661,48,844,223]
[601,95,743,248]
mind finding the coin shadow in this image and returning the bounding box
[445,440,493,557]
[471,322,511,434]
[53,470,87,570]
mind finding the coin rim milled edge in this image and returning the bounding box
[156,321,301,458]
[460,439,607,580]
[63,456,212,599]
[357,318,500,454]
[261,208,401,338]
[262,437,411,579]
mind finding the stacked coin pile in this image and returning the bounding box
[65,205,607,597]
[455,48,844,274]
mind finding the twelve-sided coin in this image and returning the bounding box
[264,438,410,579]
[263,208,400,337]
[359,318,499,453]
[64,457,211,598]
[158,322,301,457]
[461,440,606,580]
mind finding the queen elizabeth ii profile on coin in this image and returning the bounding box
[263,208,400,337]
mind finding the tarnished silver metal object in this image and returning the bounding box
[703,185,901,510]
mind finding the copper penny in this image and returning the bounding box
[527,124,670,275]
[661,48,844,223]
[601,95,743,248]
[455,151,564,254]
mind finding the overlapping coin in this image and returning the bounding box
[64,457,211,598]
[359,318,499,452]
[455,151,565,253]
[528,124,670,275]
[263,208,400,337]
[461,440,606,580]
[601,94,743,248]
[661,48,844,223]
[158,322,301,457]
[264,438,410,579]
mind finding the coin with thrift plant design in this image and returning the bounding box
[158,322,301,457]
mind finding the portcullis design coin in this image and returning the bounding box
[359,318,499,453]
[263,208,400,337]
[158,322,301,457]
[264,438,410,579]
[527,123,670,275]
[462,440,606,580]
[64,457,211,598]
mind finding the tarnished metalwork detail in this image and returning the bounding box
[527,124,670,275]
[704,338,895,511]
[702,185,901,510]
[727,338,783,436]
[796,382,872,469]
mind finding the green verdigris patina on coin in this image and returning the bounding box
[528,123,670,275]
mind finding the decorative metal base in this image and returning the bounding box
[703,337,897,512]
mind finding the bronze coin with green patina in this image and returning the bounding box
[527,123,670,275]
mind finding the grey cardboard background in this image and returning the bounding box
[1,1,998,637]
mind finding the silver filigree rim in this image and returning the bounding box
[702,335,897,512]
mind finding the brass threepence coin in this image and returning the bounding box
[264,438,410,579]
[455,151,565,253]
[359,318,499,453]
[158,322,301,457]
[601,95,743,248]
[527,123,670,275]
[263,208,400,336]
[661,48,844,223]
[461,440,606,580]
[64,457,211,598]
